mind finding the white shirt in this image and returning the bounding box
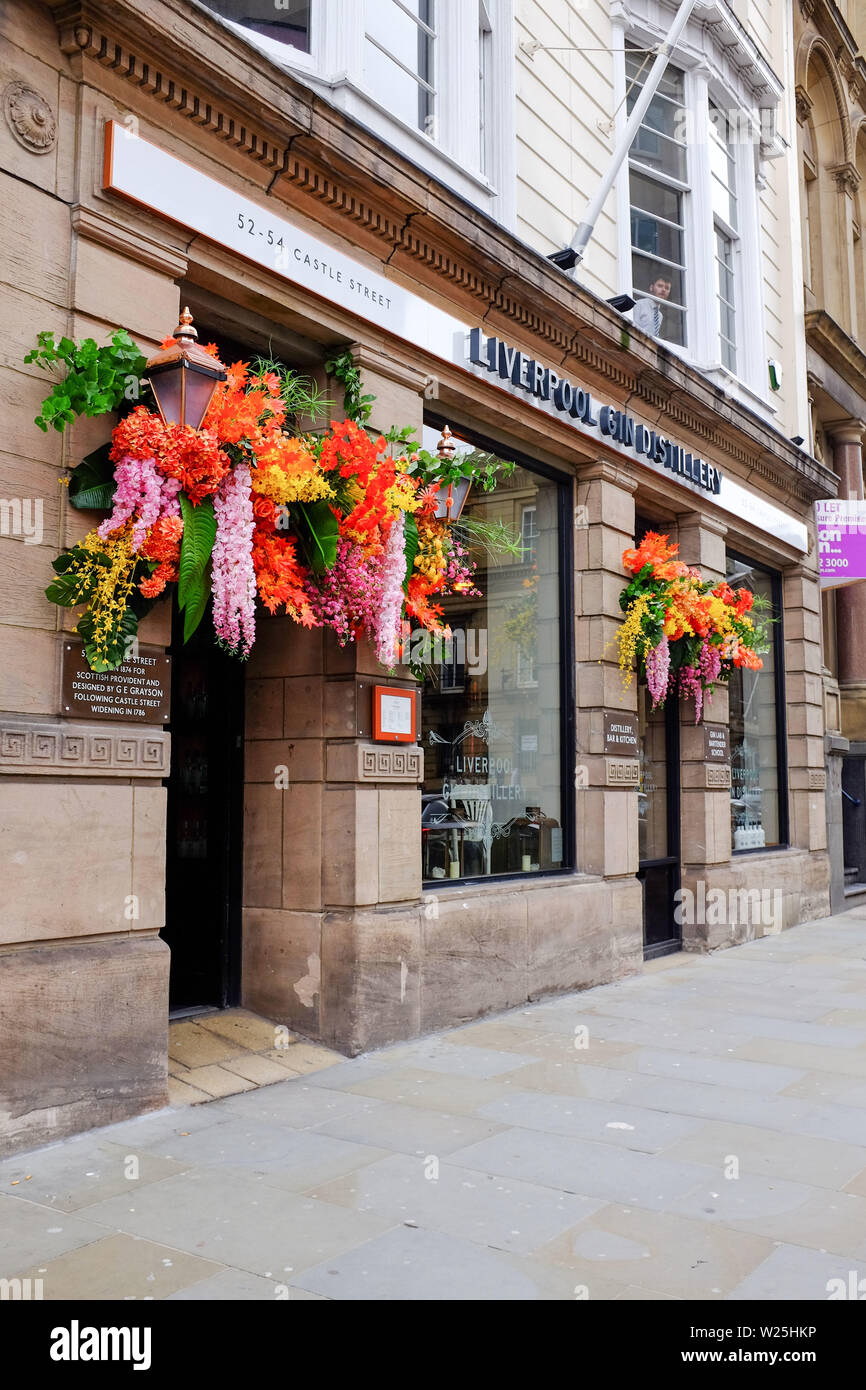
[632,297,663,338]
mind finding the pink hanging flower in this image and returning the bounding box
[645,635,670,707]
[374,512,406,666]
[212,461,256,658]
[699,639,721,686]
[678,664,703,723]
[98,454,181,552]
[304,539,384,644]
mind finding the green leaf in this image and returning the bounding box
[79,605,139,672]
[403,512,419,588]
[178,494,216,609]
[182,571,210,643]
[70,482,116,512]
[46,571,87,607]
[293,500,339,574]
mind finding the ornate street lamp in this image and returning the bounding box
[144,307,226,430]
[434,425,471,521]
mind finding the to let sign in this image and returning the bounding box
[704,724,730,762]
[603,712,639,753]
[61,643,171,724]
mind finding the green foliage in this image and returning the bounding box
[250,357,331,424]
[403,512,419,588]
[45,544,102,607]
[457,516,523,561]
[77,604,139,673]
[68,443,116,512]
[325,348,375,424]
[178,494,216,641]
[25,330,146,432]
[382,427,516,494]
[292,499,340,573]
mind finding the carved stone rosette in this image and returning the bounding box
[3,81,57,154]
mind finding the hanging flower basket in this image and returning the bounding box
[616,531,768,723]
[29,317,508,673]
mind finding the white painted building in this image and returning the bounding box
[196,0,810,442]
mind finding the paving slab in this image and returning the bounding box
[6,906,866,1300]
[312,1151,603,1254]
[11,1232,221,1301]
[76,1169,394,1278]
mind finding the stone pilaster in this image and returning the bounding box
[784,564,828,854]
[574,461,639,878]
[675,513,731,874]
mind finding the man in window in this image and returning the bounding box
[632,268,672,339]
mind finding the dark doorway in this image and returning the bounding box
[637,685,682,957]
[633,513,681,958]
[162,603,245,1011]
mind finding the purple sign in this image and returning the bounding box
[816,500,866,590]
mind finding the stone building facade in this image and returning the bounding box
[792,0,866,912]
[0,0,835,1156]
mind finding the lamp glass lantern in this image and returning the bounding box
[144,307,227,430]
[433,425,472,521]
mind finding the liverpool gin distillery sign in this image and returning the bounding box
[468,329,722,495]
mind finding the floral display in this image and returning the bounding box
[37,326,505,671]
[617,531,768,722]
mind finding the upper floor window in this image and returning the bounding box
[709,102,738,373]
[364,0,436,137]
[205,0,310,52]
[202,0,515,229]
[626,44,688,348]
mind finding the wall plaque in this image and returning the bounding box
[704,724,730,763]
[603,712,639,754]
[61,643,171,725]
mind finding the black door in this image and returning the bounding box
[162,604,244,1011]
[637,683,682,957]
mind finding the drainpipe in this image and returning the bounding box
[566,0,698,272]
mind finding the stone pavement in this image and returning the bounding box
[3,908,866,1301]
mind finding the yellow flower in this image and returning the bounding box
[252,465,335,505]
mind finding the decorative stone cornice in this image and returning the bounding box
[71,205,189,278]
[357,744,422,783]
[794,84,813,125]
[605,758,639,786]
[829,161,861,196]
[0,718,169,778]
[43,0,837,511]
[806,310,866,402]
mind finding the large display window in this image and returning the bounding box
[419,422,572,883]
[726,551,788,851]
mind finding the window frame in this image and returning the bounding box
[364,0,437,138]
[726,548,790,855]
[625,41,690,349]
[613,22,774,412]
[421,411,576,886]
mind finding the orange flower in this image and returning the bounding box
[622,531,681,576]
[734,587,754,617]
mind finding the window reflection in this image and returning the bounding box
[727,556,782,849]
[420,436,563,882]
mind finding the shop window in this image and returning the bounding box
[420,426,569,883]
[627,43,688,347]
[204,0,310,51]
[726,553,787,852]
[364,0,436,136]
